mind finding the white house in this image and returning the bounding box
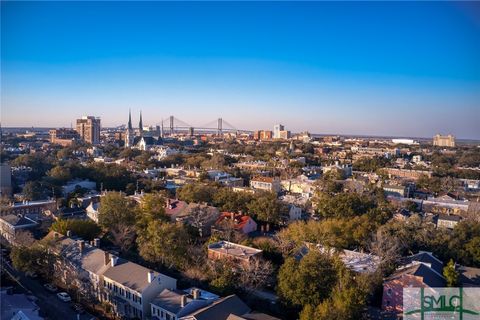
[86,202,100,223]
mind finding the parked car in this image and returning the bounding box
[57,292,72,302]
[26,271,38,278]
[43,283,58,293]
[71,303,85,314]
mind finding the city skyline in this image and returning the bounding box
[2,1,480,139]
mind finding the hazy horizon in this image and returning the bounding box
[2,2,479,139]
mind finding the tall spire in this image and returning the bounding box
[139,110,143,136]
[128,109,133,130]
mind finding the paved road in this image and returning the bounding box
[1,259,96,320]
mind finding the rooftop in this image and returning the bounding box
[103,260,176,294]
[0,214,37,227]
[208,241,262,260]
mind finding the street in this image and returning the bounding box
[1,259,97,320]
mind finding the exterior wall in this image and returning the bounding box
[240,218,257,234]
[381,275,427,314]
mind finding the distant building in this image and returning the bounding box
[0,163,12,196]
[76,116,101,144]
[0,199,57,217]
[436,213,462,229]
[0,214,38,245]
[383,185,409,198]
[273,124,284,139]
[385,168,432,180]
[433,134,455,147]
[253,130,273,141]
[250,176,281,194]
[322,161,352,178]
[49,128,79,146]
[279,130,291,140]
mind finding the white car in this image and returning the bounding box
[57,292,72,302]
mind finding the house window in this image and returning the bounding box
[387,288,392,296]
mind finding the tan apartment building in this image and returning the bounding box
[76,116,101,144]
[433,134,455,147]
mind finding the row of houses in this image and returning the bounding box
[44,231,277,320]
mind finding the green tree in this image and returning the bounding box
[98,192,137,230]
[50,219,101,241]
[177,183,217,204]
[277,251,339,307]
[136,220,189,269]
[23,181,45,201]
[136,192,170,231]
[247,191,283,224]
[443,259,458,287]
[314,192,375,218]
[10,245,54,278]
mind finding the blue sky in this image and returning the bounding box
[2,1,480,139]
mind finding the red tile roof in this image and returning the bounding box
[215,212,254,231]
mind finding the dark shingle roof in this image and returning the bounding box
[400,252,444,274]
[388,263,446,287]
[186,295,250,320]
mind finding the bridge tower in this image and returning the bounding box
[169,116,174,135]
[217,118,223,136]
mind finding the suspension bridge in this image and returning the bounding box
[158,116,252,135]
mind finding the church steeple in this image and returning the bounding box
[139,111,143,136]
[128,109,133,131]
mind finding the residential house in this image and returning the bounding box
[1,289,44,320]
[207,241,262,267]
[250,177,281,194]
[212,212,257,240]
[179,294,251,320]
[102,258,177,319]
[436,214,462,229]
[322,161,352,178]
[86,201,100,223]
[45,231,177,320]
[0,199,56,217]
[382,252,446,314]
[151,288,219,320]
[0,214,38,245]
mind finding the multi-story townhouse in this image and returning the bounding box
[45,231,177,320]
[249,176,281,194]
[102,258,177,319]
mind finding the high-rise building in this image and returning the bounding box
[433,134,455,147]
[76,116,101,145]
[273,124,284,139]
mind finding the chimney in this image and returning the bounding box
[54,232,59,239]
[180,295,187,308]
[93,238,100,247]
[110,255,118,267]
[104,251,110,266]
[147,270,155,283]
[230,212,235,220]
[66,230,72,237]
[79,240,85,252]
[192,289,201,300]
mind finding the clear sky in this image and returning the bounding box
[2,1,480,139]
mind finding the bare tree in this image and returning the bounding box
[110,224,136,253]
[238,258,274,292]
[13,230,35,247]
